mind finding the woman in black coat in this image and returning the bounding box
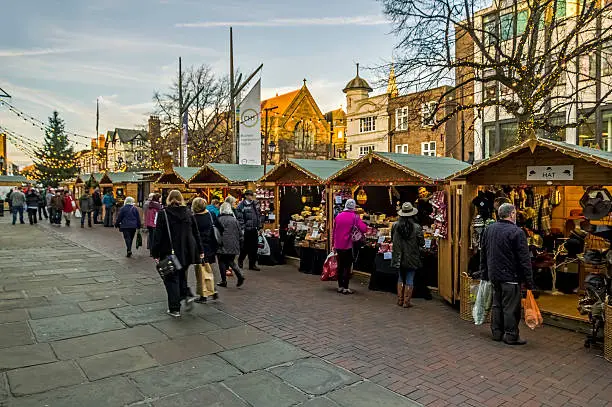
[217,202,245,288]
[191,197,221,302]
[152,190,203,317]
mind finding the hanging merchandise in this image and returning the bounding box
[550,186,562,206]
[470,215,486,249]
[356,188,368,205]
[580,187,612,220]
[429,190,448,239]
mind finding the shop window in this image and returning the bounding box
[359,116,376,133]
[500,122,518,151]
[421,101,436,127]
[396,107,409,131]
[395,144,409,154]
[359,145,375,156]
[484,125,496,159]
[421,141,436,156]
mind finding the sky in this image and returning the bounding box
[0,0,396,167]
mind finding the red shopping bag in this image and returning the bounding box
[522,290,543,330]
[321,252,338,281]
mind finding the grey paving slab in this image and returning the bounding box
[0,309,27,324]
[223,371,307,407]
[271,358,361,396]
[206,325,273,350]
[43,293,91,304]
[152,383,249,407]
[130,355,241,397]
[218,339,310,373]
[0,291,24,300]
[152,315,219,338]
[51,324,167,359]
[110,302,170,326]
[0,343,56,371]
[78,296,128,312]
[144,334,223,365]
[78,346,158,380]
[297,397,342,407]
[28,303,82,320]
[6,360,85,396]
[0,321,34,349]
[24,287,61,297]
[122,291,167,306]
[29,310,125,342]
[0,297,48,311]
[8,376,144,407]
[327,381,422,407]
[202,311,244,329]
[0,373,7,403]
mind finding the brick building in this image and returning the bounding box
[388,86,457,158]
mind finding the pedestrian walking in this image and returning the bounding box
[25,188,40,225]
[78,190,94,228]
[46,188,54,223]
[480,203,534,345]
[38,189,48,220]
[145,194,162,257]
[51,190,63,225]
[62,191,76,226]
[102,190,115,227]
[10,187,25,225]
[206,197,221,217]
[236,190,262,271]
[115,196,141,257]
[151,190,204,318]
[6,188,13,215]
[92,187,103,224]
[225,195,238,217]
[217,202,245,288]
[391,202,425,308]
[332,199,366,295]
[192,198,222,301]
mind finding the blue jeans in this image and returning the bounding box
[12,206,24,224]
[398,268,416,286]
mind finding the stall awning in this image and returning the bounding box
[448,138,612,185]
[208,163,271,183]
[328,152,470,185]
[0,175,28,185]
[155,166,200,187]
[105,171,146,184]
[259,159,352,185]
[92,173,104,183]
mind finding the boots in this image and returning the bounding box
[403,286,413,308]
[397,283,404,306]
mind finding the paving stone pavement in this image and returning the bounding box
[0,218,421,407]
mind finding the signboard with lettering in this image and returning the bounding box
[526,165,573,181]
[238,80,262,165]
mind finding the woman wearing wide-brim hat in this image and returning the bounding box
[391,202,425,308]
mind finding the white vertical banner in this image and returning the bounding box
[238,80,261,165]
[181,111,188,167]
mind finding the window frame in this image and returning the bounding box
[359,145,375,156]
[421,141,436,157]
[359,116,376,133]
[395,144,409,154]
[421,101,437,127]
[395,107,409,131]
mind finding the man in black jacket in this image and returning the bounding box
[481,203,534,345]
[237,190,262,271]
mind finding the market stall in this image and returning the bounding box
[446,138,612,339]
[327,152,470,296]
[153,167,200,204]
[259,158,352,273]
[0,175,29,216]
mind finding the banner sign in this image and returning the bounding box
[526,165,574,181]
[182,111,188,167]
[238,80,261,165]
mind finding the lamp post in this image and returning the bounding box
[263,105,278,175]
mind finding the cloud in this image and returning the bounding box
[0,48,80,57]
[176,15,388,28]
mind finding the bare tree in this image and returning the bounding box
[153,65,232,167]
[382,0,612,146]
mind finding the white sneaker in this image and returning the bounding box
[166,310,181,318]
[183,298,194,312]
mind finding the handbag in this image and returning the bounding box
[136,230,143,249]
[350,214,364,243]
[156,210,182,279]
[209,212,222,245]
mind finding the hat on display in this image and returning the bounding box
[580,188,612,220]
[579,249,606,265]
[593,225,612,242]
[398,202,418,217]
[566,209,585,220]
[527,234,544,248]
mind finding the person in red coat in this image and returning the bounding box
[62,191,76,227]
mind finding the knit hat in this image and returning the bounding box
[345,199,356,211]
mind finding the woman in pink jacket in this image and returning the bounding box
[145,194,162,257]
[332,199,367,294]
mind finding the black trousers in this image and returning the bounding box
[27,208,38,224]
[38,206,48,220]
[163,266,190,313]
[336,249,353,289]
[103,207,113,227]
[81,211,92,227]
[147,227,155,256]
[218,254,244,283]
[93,206,101,223]
[491,282,522,341]
[122,229,136,252]
[239,229,259,269]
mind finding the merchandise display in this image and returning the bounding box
[288,204,327,250]
[256,187,276,224]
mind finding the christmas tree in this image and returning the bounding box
[34,111,77,187]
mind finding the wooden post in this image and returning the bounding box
[326,184,334,252]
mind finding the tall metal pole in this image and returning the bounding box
[263,105,278,174]
[178,57,183,167]
[230,27,237,164]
